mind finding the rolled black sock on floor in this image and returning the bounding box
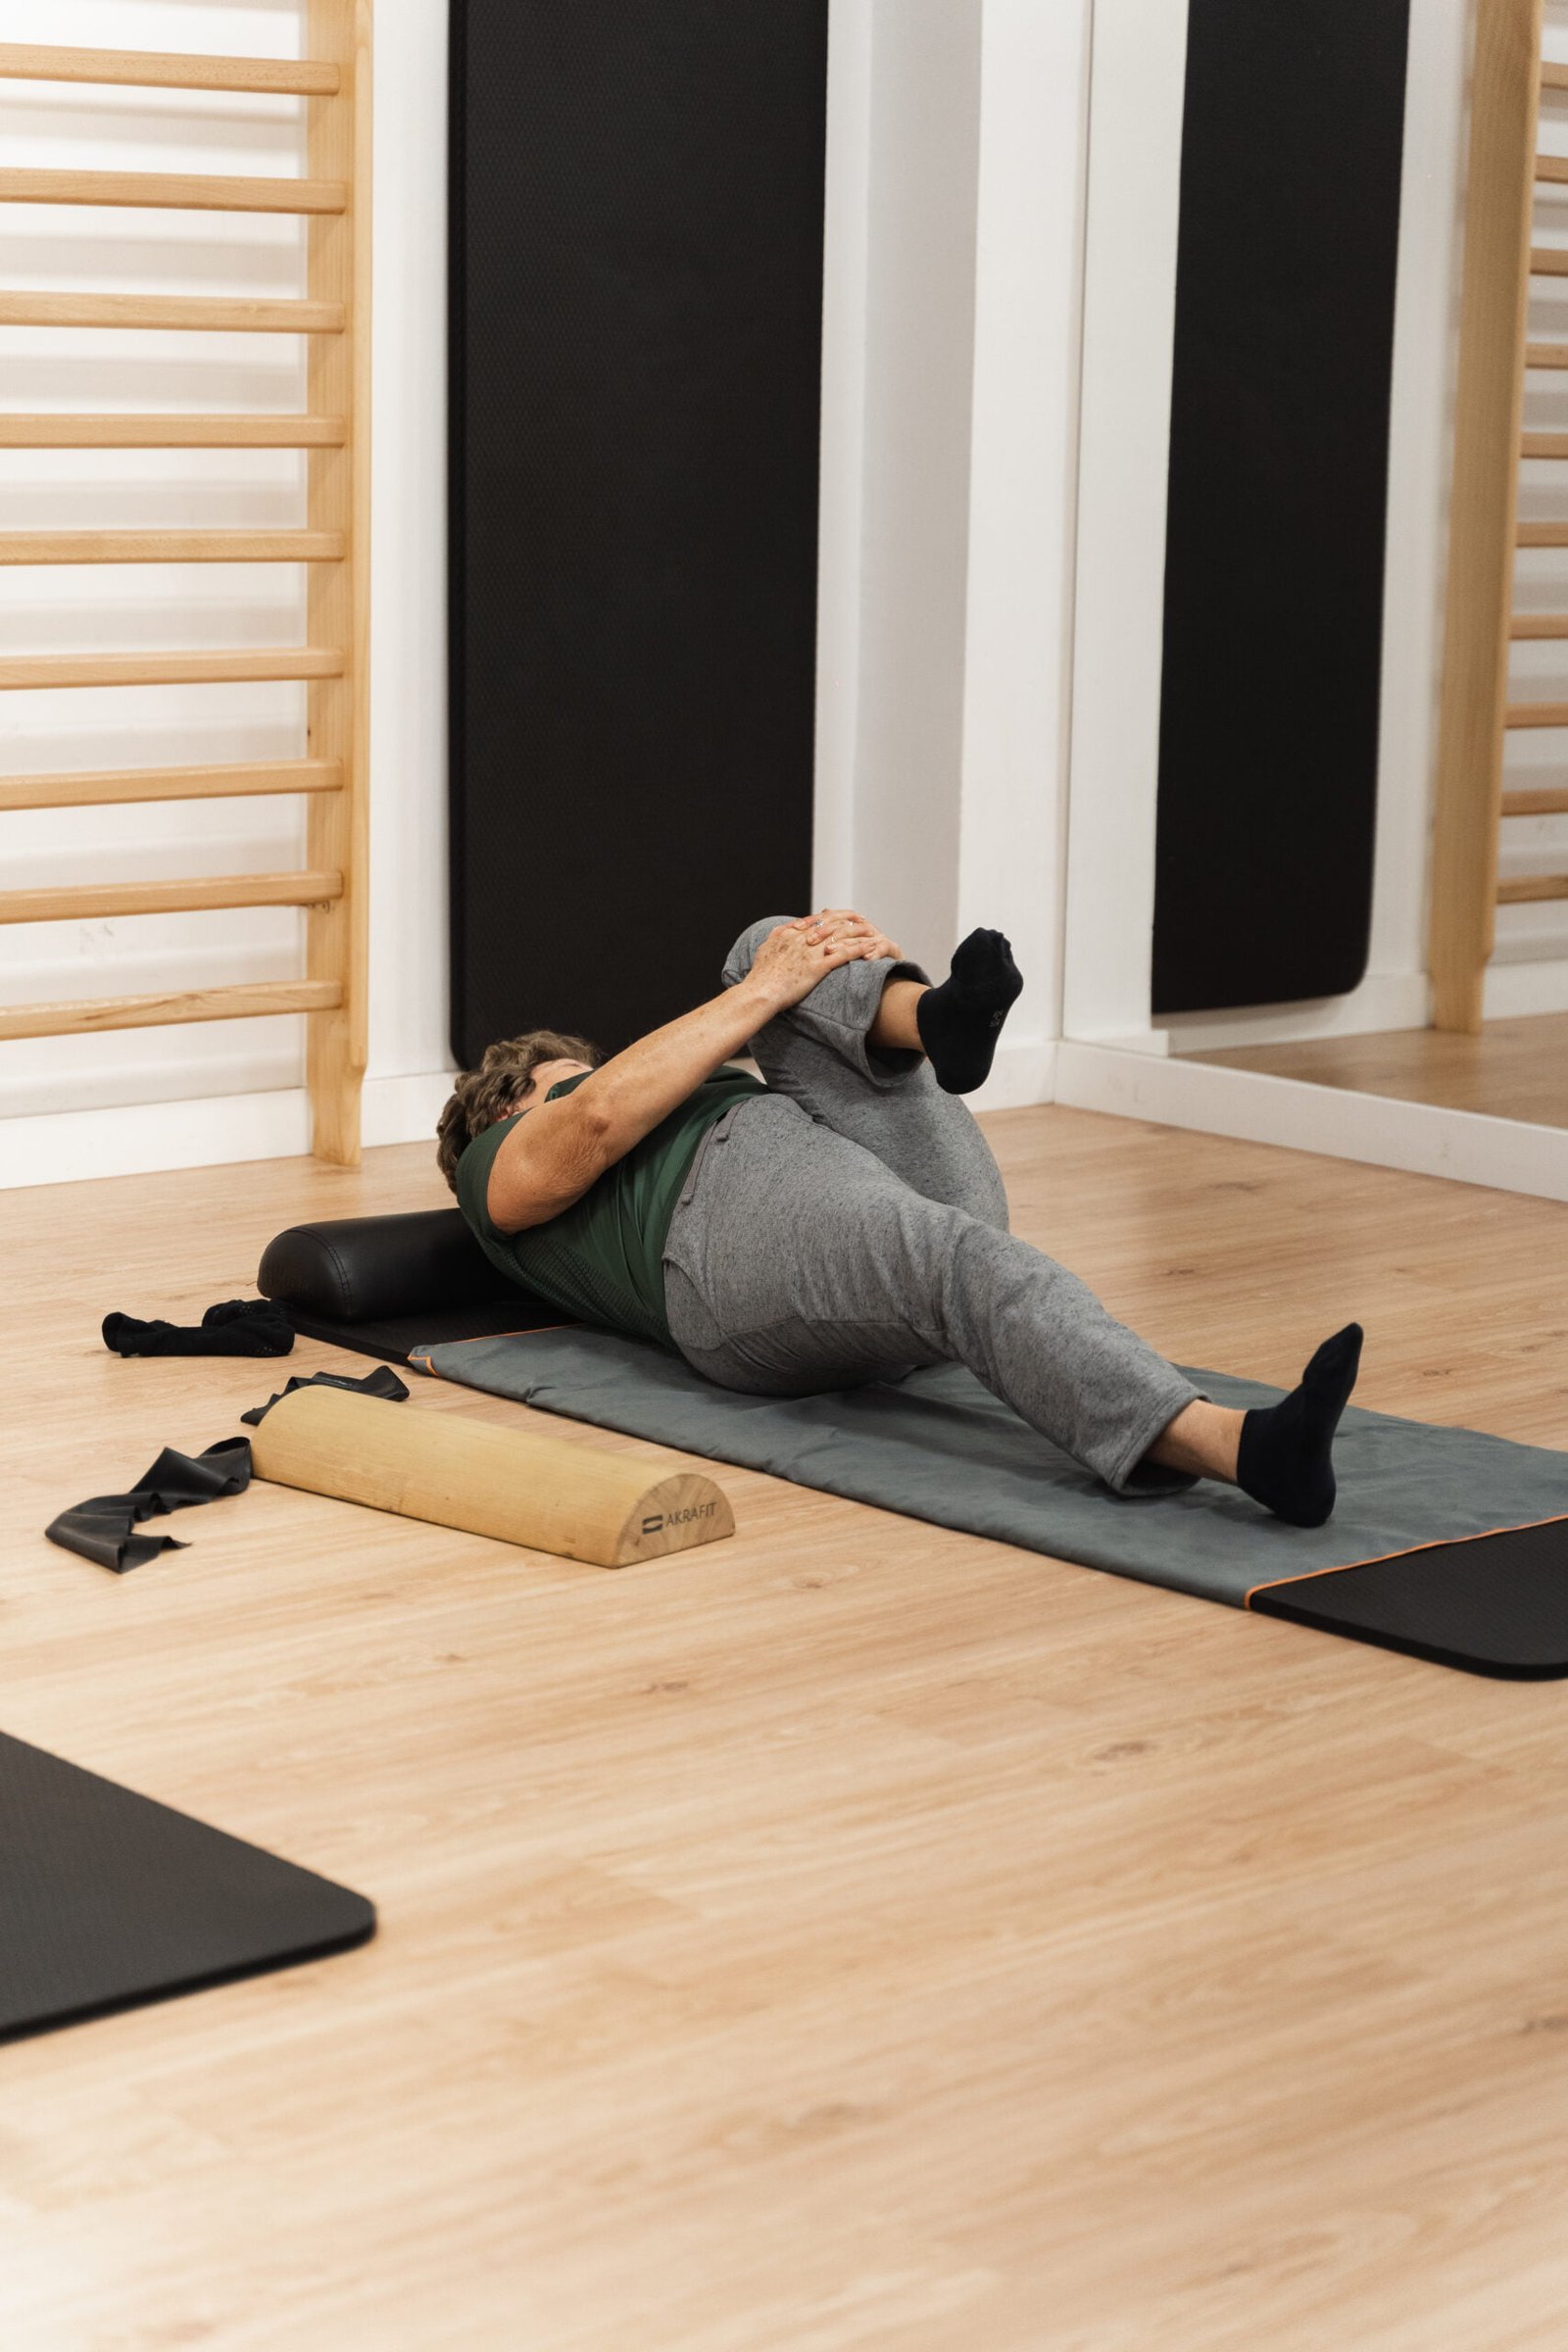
[915,928,1024,1095]
[1237,1322,1364,1527]
[102,1298,295,1359]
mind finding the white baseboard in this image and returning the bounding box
[1156,969,1432,1054]
[1,1043,1059,1192]
[10,1030,1562,1207]
[364,1070,459,1150]
[969,1036,1058,1113]
[1483,957,1568,1020]
[1148,960,1568,1048]
[1054,1041,1568,1202]
[0,1069,458,1194]
[1082,961,1568,1054]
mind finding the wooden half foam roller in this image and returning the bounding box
[249,1384,734,1568]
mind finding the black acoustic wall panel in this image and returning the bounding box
[1152,0,1411,1015]
[449,3,827,1065]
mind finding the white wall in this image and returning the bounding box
[1062,0,1191,1053]
[0,0,451,1187]
[813,0,984,972]
[3,0,1092,1185]
[956,0,1091,1101]
[814,0,1091,1111]
[7,2,1551,1190]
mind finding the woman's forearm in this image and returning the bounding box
[570,972,780,1168]
[489,919,885,1230]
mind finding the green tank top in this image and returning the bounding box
[454,1064,766,1347]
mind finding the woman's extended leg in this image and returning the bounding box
[720,914,1011,1229]
[663,1095,1361,1521]
[664,1095,1205,1495]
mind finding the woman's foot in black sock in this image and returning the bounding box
[1236,1323,1363,1527]
[915,928,1023,1094]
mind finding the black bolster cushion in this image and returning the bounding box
[257,1210,515,1324]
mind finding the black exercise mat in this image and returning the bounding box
[0,1731,374,2043]
[282,1296,564,1368]
[1250,1519,1568,1680]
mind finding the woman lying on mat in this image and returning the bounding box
[435,914,1361,1524]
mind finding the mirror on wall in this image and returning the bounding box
[1164,1013,1565,1139]
[1063,0,1568,1190]
[1164,7,1568,1144]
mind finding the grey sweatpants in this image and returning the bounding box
[660,917,1203,1494]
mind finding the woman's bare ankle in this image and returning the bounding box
[869,976,929,1054]
[1144,1399,1245,1483]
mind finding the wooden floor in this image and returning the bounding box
[3,1107,1568,2351]
[1190,1007,1568,1127]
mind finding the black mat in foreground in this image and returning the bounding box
[0,1732,374,2042]
[1250,1519,1568,1679]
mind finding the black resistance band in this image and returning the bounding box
[46,1439,253,1574]
[46,1366,410,1573]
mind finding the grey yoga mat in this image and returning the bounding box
[413,1329,1568,1678]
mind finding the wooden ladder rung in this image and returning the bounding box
[0,760,342,811]
[1510,612,1568,636]
[1504,700,1568,725]
[1502,785,1568,814]
[1517,520,1568,545]
[0,531,345,565]
[1522,432,1568,456]
[0,170,345,215]
[1430,2,1551,1034]
[0,9,368,1167]
[0,292,344,333]
[0,43,339,98]
[0,648,343,691]
[1539,152,1568,182]
[1496,872,1568,903]
[1544,62,1568,92]
[0,871,344,925]
[0,415,345,448]
[0,979,342,1045]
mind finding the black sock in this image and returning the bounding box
[915,928,1023,1095]
[102,1298,296,1359]
[1236,1323,1363,1528]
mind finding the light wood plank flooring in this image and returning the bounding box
[1189,1007,1568,1127]
[2,1107,1567,2351]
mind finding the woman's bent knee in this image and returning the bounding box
[722,914,798,990]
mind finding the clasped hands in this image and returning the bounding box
[746,908,905,1012]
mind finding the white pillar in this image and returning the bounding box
[1062,0,1191,1048]
[956,0,1094,1103]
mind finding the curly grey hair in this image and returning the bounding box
[435,1028,603,1193]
